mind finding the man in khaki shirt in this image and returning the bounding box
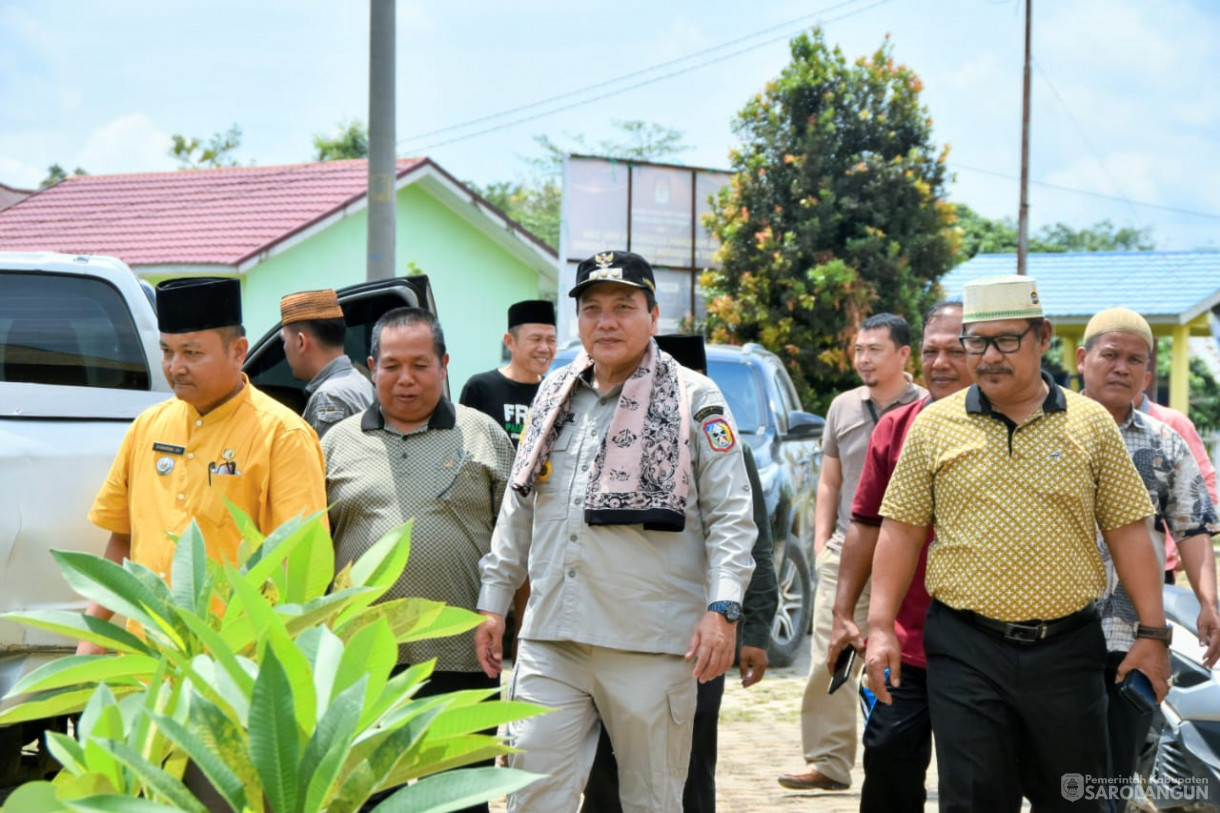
[475,251,756,812]
[867,275,1170,812]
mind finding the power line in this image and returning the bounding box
[1031,57,1143,225]
[951,163,1220,221]
[403,0,892,153]
[401,0,871,145]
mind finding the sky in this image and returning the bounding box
[2,0,1218,251]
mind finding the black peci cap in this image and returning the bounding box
[655,334,707,373]
[568,250,656,298]
[156,277,242,334]
[508,299,556,329]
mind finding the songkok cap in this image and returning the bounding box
[655,334,707,373]
[1083,307,1154,352]
[961,275,1043,323]
[569,250,657,298]
[508,299,556,329]
[281,289,344,325]
[156,277,242,333]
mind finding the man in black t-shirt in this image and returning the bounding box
[459,299,556,447]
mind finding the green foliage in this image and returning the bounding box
[39,164,88,189]
[701,29,957,413]
[170,124,243,169]
[314,119,370,161]
[468,119,691,250]
[1154,342,1220,431]
[0,509,543,813]
[952,203,1155,263]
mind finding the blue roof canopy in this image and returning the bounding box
[939,251,1220,326]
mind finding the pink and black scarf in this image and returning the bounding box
[511,339,692,531]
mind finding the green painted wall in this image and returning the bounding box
[240,183,544,391]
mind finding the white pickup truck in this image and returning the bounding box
[0,251,433,786]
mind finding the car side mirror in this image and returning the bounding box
[786,410,823,440]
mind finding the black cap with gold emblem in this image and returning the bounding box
[568,250,657,298]
[156,278,242,334]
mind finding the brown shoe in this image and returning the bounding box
[777,768,850,791]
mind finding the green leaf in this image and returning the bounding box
[149,712,248,812]
[332,703,444,810]
[1,781,67,812]
[2,611,152,658]
[333,520,413,629]
[0,685,125,727]
[45,730,88,775]
[62,794,193,813]
[264,628,316,733]
[229,500,266,565]
[334,619,396,725]
[170,521,209,616]
[374,766,543,813]
[7,654,160,697]
[119,560,189,649]
[283,513,334,604]
[222,563,288,649]
[50,551,180,648]
[335,597,444,645]
[82,696,126,793]
[183,693,261,801]
[298,676,367,811]
[280,587,380,643]
[296,625,343,713]
[392,736,510,783]
[397,605,485,643]
[98,739,207,813]
[362,661,433,728]
[248,646,300,812]
[425,700,548,739]
[172,608,255,697]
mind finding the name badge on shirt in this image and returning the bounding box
[153,442,186,455]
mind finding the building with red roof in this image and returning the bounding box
[0,158,558,387]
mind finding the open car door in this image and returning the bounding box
[243,275,439,413]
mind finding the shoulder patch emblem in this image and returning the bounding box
[701,416,736,452]
[694,405,725,422]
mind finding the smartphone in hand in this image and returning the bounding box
[1119,668,1157,714]
[828,646,857,695]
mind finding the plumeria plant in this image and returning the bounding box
[0,507,542,813]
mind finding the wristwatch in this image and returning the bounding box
[708,601,743,623]
[1134,623,1173,646]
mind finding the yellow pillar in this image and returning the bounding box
[1170,323,1190,413]
[1059,333,1079,390]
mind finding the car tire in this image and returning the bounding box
[767,542,813,668]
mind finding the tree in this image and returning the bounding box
[170,124,243,169]
[952,204,1155,264]
[314,119,369,161]
[467,120,692,250]
[701,30,957,412]
[39,163,87,189]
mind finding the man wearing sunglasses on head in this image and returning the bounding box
[866,275,1170,812]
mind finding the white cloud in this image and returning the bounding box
[0,155,44,190]
[74,114,177,175]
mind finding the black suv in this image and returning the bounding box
[552,342,823,666]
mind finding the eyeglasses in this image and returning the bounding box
[958,323,1039,355]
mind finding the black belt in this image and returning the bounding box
[936,600,1097,644]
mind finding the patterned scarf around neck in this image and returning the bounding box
[511,339,692,531]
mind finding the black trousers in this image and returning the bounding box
[923,600,1110,813]
[860,664,932,813]
[1103,650,1155,783]
[582,674,724,813]
[361,668,501,813]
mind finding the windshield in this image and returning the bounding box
[707,359,765,432]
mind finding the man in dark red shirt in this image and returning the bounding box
[826,301,968,812]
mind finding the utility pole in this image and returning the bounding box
[367,0,396,281]
[1017,0,1031,275]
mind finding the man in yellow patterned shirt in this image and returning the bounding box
[865,275,1170,812]
[81,278,327,651]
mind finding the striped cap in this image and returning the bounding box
[281,289,344,325]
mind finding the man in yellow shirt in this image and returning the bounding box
[80,277,326,650]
